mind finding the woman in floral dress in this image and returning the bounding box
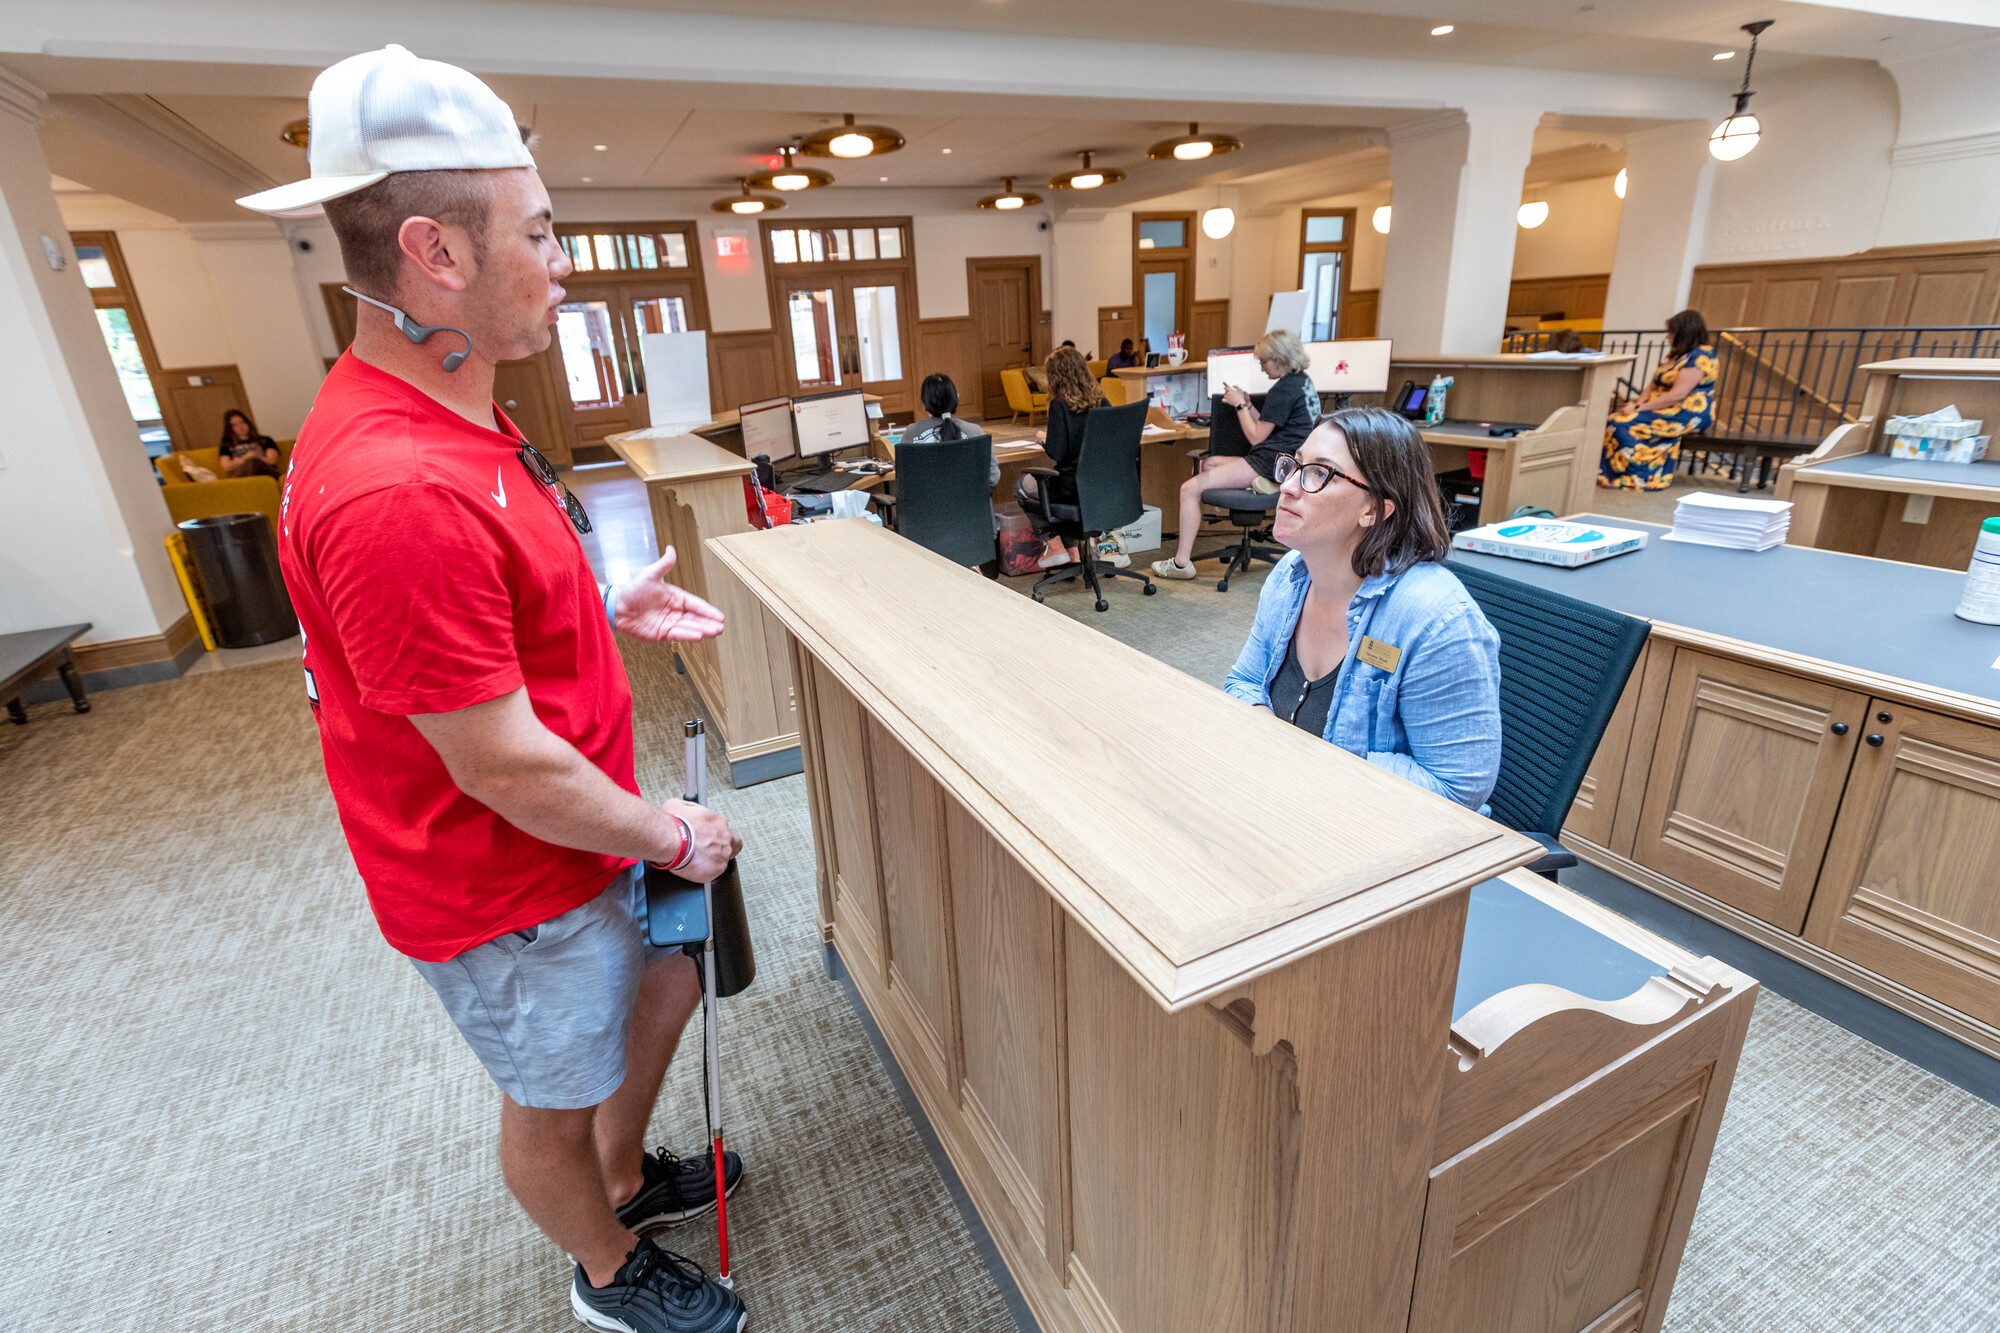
[1599,310,1719,491]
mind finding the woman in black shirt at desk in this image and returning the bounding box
[902,372,1001,531]
[1153,330,1318,580]
[1013,346,1104,536]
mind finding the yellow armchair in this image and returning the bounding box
[156,440,294,485]
[1000,367,1048,424]
[1098,375,1129,406]
[1087,358,1108,379]
[161,475,282,535]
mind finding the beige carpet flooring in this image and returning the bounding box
[3,543,1997,1331]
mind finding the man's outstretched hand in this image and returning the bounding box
[611,547,726,643]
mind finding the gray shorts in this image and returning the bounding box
[410,868,680,1110]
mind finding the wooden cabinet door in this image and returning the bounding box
[1634,652,1866,931]
[1563,660,1643,848]
[1804,702,2000,1026]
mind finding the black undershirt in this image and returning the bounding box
[1271,628,1340,737]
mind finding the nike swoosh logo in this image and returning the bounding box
[491,465,507,508]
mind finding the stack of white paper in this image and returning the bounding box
[1663,492,1792,551]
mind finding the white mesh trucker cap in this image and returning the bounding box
[237,45,534,218]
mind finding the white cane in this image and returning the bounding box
[681,719,732,1287]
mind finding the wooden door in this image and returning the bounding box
[777,270,916,415]
[973,261,1034,420]
[1804,702,2000,1025]
[158,365,249,452]
[494,351,573,468]
[1633,651,1866,931]
[552,278,701,451]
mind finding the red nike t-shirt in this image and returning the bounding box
[280,352,635,961]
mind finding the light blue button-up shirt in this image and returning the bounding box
[1223,551,1502,812]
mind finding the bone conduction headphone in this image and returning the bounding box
[343,286,473,372]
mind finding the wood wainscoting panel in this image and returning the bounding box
[1688,240,2000,330]
[1190,300,1230,359]
[809,660,888,984]
[867,716,961,1096]
[709,330,784,411]
[1805,701,2000,1026]
[917,316,985,420]
[1340,289,1380,339]
[1507,275,1609,322]
[1564,664,1645,851]
[1633,651,1867,932]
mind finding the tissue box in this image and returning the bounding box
[1887,414,1982,440]
[1890,433,1990,463]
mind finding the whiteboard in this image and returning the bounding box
[1265,289,1309,337]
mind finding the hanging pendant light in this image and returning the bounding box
[798,113,906,159]
[1049,150,1126,190]
[280,118,310,149]
[747,146,833,192]
[1201,207,1236,239]
[1147,123,1244,162]
[1710,20,1772,162]
[1371,205,1392,234]
[711,179,786,215]
[1614,167,1628,199]
[1517,199,1549,229]
[977,177,1044,211]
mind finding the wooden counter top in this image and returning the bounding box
[1390,352,1636,370]
[708,518,1536,1010]
[604,428,752,485]
[1857,357,2000,376]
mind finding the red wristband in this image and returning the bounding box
[647,815,696,873]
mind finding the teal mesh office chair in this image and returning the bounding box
[1446,559,1651,877]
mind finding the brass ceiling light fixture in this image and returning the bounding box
[747,146,834,191]
[280,118,310,149]
[1048,150,1126,190]
[1710,20,1773,162]
[1146,123,1243,162]
[798,113,905,159]
[977,177,1044,210]
[711,179,786,215]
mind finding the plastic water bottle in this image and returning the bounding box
[1955,517,2000,624]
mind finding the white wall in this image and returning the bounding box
[1878,42,2000,246]
[0,93,183,645]
[1512,174,1623,279]
[912,213,1053,319]
[1050,210,1134,350]
[1698,61,1901,265]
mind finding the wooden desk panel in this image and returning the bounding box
[713,522,1749,1333]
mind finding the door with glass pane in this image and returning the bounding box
[553,278,700,448]
[1299,210,1355,343]
[764,220,918,415]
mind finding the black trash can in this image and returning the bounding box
[179,513,298,648]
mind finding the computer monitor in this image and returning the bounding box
[1206,347,1277,399]
[1302,338,1392,395]
[792,388,871,473]
[739,396,795,463]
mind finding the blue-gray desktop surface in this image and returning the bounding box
[1446,515,2000,705]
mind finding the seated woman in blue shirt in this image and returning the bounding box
[1223,406,1502,812]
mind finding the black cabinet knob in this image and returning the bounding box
[1831,722,1849,735]
[1877,710,1894,723]
[1866,734,1885,747]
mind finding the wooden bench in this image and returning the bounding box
[2,624,92,724]
[1685,429,1821,492]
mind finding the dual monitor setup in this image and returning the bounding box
[1203,337,1393,400]
[739,388,876,491]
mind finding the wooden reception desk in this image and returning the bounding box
[709,520,1755,1333]
[603,428,800,785]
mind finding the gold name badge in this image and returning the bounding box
[1358,636,1402,674]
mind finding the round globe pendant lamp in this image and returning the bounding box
[1710,20,1772,162]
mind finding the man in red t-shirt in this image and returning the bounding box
[242,46,746,1333]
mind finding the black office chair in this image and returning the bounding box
[1191,394,1283,592]
[1445,559,1651,878]
[893,431,996,568]
[1022,399,1157,612]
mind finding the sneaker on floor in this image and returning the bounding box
[617,1147,744,1231]
[1250,476,1281,495]
[1150,557,1198,580]
[572,1237,746,1333]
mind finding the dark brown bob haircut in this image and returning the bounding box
[322,169,500,298]
[1315,405,1452,579]
[1666,308,1709,361]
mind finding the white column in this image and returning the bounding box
[1379,105,1541,355]
[186,221,330,438]
[1602,121,1715,331]
[0,68,185,645]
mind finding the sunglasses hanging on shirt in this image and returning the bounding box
[517,443,593,534]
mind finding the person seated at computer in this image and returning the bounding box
[1014,346,1104,537]
[1222,406,1502,812]
[1152,329,1319,580]
[1106,338,1141,372]
[903,372,1001,535]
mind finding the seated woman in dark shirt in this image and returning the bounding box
[1013,346,1104,535]
[901,372,1001,534]
[1153,329,1319,580]
[218,409,282,479]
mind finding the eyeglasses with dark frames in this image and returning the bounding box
[1272,453,1377,496]
[517,443,593,535]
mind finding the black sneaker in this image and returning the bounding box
[571,1237,746,1333]
[616,1146,744,1231]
